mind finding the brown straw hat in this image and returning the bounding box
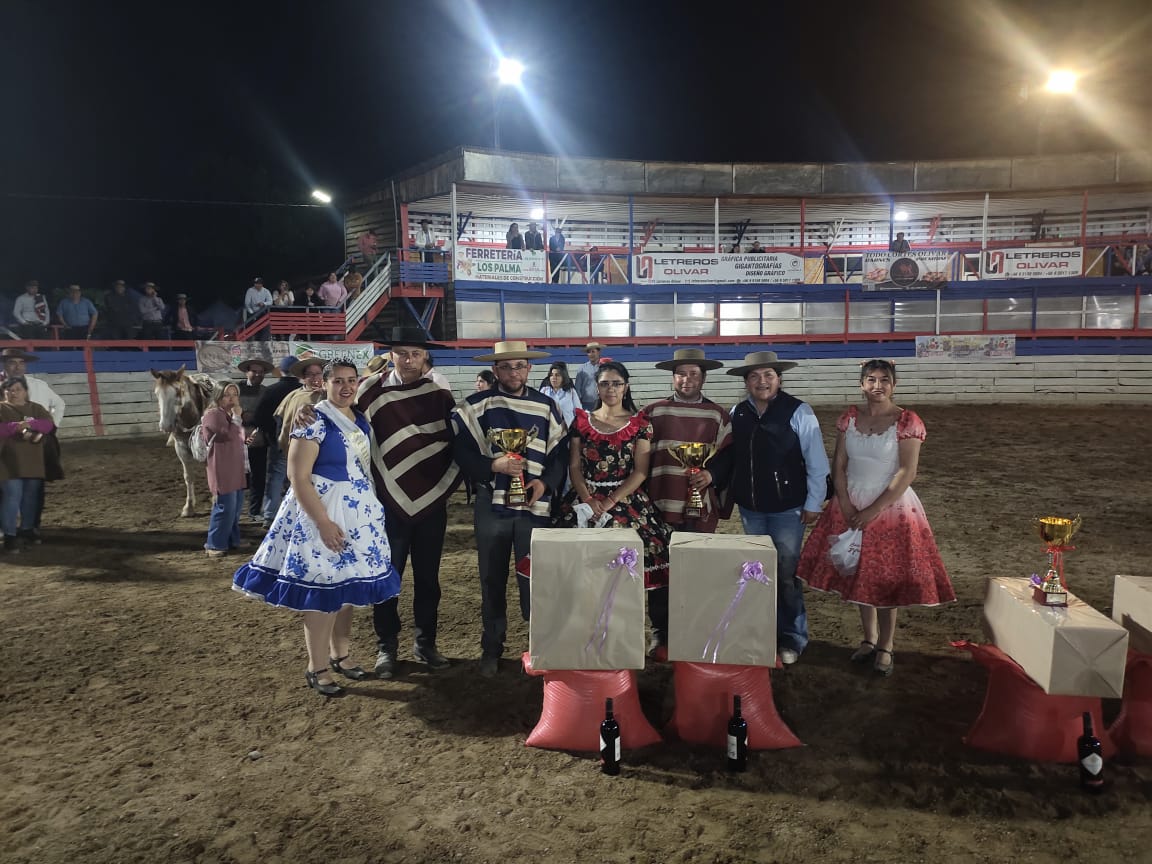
[725,350,798,377]
[654,347,723,372]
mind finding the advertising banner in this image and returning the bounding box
[632,252,806,285]
[195,341,375,375]
[455,246,547,282]
[915,334,1016,359]
[862,252,953,291]
[982,247,1084,279]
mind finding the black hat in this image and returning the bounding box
[381,326,446,350]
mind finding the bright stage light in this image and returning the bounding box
[311,189,333,204]
[496,57,525,86]
[893,210,909,222]
[1044,69,1078,94]
[530,207,544,219]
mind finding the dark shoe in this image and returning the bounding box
[3,535,21,554]
[18,529,42,546]
[413,645,451,670]
[647,636,668,663]
[374,650,397,679]
[304,668,343,697]
[330,655,369,681]
[874,648,894,677]
[479,656,499,678]
[850,640,877,663]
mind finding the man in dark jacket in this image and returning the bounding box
[724,350,830,667]
[103,280,141,340]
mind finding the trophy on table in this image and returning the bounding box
[671,442,718,520]
[487,426,539,505]
[1031,515,1082,607]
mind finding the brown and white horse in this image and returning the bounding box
[150,366,219,517]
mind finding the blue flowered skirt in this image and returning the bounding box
[232,475,400,612]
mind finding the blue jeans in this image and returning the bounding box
[262,445,288,524]
[206,489,243,551]
[2,478,42,537]
[740,506,808,654]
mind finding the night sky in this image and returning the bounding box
[3,0,1149,306]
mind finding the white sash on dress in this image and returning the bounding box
[314,401,372,479]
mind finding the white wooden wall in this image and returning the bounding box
[43,356,1152,440]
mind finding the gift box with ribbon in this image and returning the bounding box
[667,533,778,667]
[1112,575,1152,656]
[528,528,646,670]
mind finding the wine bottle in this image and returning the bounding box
[1077,711,1104,792]
[727,694,748,772]
[599,697,621,776]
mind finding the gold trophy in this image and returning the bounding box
[1032,515,1082,607]
[487,426,539,505]
[671,442,718,519]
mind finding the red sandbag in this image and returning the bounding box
[1108,651,1152,757]
[665,662,802,750]
[521,653,662,752]
[952,640,1114,763]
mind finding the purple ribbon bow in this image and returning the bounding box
[702,560,771,663]
[585,547,641,658]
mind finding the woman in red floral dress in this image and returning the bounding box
[554,361,671,587]
[797,360,953,676]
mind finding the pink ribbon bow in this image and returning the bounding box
[585,547,641,658]
[702,560,770,663]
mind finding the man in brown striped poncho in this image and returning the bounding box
[642,348,734,661]
[356,328,462,678]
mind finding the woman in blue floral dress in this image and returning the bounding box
[554,361,671,587]
[233,359,400,696]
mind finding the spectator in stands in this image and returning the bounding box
[506,223,523,250]
[548,225,566,283]
[539,361,578,427]
[889,232,910,253]
[138,282,167,339]
[358,228,379,267]
[237,358,273,522]
[13,281,49,339]
[319,272,347,309]
[474,370,496,392]
[201,381,247,558]
[244,278,273,339]
[414,219,437,261]
[301,283,321,309]
[574,341,603,410]
[0,376,56,554]
[524,222,544,251]
[103,280,140,340]
[1137,244,1152,276]
[587,246,604,283]
[169,294,196,340]
[273,281,295,306]
[56,284,99,340]
[748,240,765,254]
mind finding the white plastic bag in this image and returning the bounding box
[828,529,863,577]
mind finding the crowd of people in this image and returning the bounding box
[209,330,953,695]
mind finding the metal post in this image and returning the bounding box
[627,196,634,284]
[980,192,989,277]
[714,198,720,253]
[450,182,459,274]
[888,198,896,249]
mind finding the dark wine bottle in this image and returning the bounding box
[1077,711,1104,792]
[727,694,748,772]
[599,697,620,776]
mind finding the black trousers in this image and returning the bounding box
[246,445,267,517]
[373,503,449,652]
[473,486,534,658]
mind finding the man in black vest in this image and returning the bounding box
[725,351,830,666]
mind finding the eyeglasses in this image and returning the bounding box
[597,380,626,389]
[495,362,529,372]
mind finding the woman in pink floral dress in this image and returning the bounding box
[798,360,953,676]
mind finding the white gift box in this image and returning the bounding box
[1112,574,1152,656]
[983,576,1128,697]
[667,533,778,667]
[528,528,646,670]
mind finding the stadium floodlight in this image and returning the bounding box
[311,189,333,204]
[530,207,544,220]
[1044,69,1078,95]
[496,57,525,87]
[893,210,909,222]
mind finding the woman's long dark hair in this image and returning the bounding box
[594,360,638,413]
[542,361,574,391]
[859,358,898,383]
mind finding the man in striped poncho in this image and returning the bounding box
[642,348,734,661]
[453,341,568,678]
[355,328,462,679]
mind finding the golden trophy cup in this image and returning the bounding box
[1031,515,1082,606]
[487,426,539,505]
[670,442,718,519]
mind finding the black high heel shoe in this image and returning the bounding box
[330,655,369,680]
[305,668,344,696]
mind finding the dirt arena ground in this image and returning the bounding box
[2,404,1151,864]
